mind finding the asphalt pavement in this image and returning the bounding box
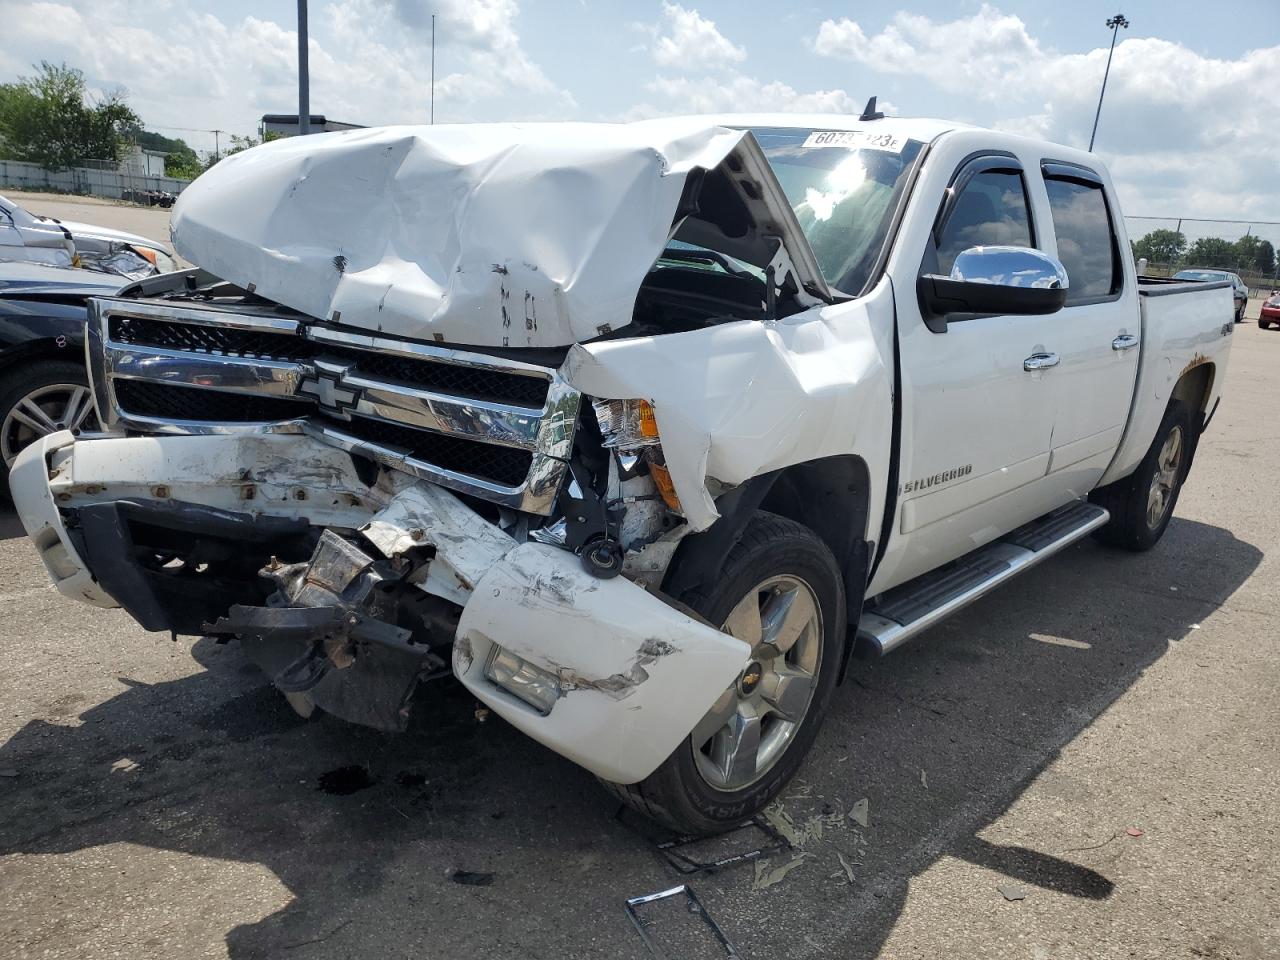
[0,195,1276,959]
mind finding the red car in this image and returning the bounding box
[1261,292,1280,329]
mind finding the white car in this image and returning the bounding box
[0,194,177,279]
[10,114,1235,834]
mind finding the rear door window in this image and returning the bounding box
[1043,175,1120,304]
[935,170,1033,275]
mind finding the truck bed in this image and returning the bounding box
[1098,277,1234,486]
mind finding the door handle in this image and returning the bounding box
[1112,334,1139,350]
[1023,352,1060,371]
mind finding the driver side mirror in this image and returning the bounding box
[918,245,1069,333]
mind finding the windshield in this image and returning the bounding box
[751,127,925,295]
[1174,270,1228,281]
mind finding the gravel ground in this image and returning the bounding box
[0,201,1276,959]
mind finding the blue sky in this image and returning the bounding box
[3,0,1278,244]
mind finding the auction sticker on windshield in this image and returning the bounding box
[802,130,906,153]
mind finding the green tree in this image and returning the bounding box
[1185,236,1239,270]
[1131,228,1187,265]
[0,61,139,170]
[1234,234,1276,275]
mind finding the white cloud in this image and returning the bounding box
[814,5,1041,98]
[0,0,574,156]
[637,74,860,116]
[812,6,1280,221]
[648,2,746,71]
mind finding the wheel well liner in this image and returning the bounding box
[1171,362,1214,421]
[0,338,84,374]
[662,455,872,626]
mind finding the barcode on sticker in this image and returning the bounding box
[802,130,906,153]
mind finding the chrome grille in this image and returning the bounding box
[90,298,579,513]
[108,314,550,407]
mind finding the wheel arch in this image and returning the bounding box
[0,338,85,377]
[662,454,873,630]
[1171,361,1214,422]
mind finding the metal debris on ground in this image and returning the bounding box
[625,885,742,959]
[849,797,870,828]
[835,850,858,884]
[450,870,495,886]
[656,816,790,875]
[752,852,812,890]
[999,884,1028,901]
[110,757,139,773]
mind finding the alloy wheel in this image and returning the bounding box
[1145,424,1184,529]
[690,574,824,792]
[1,383,98,467]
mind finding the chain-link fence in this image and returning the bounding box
[1124,216,1280,296]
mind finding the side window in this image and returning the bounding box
[1043,176,1120,304]
[936,170,1033,275]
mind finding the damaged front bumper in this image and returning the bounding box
[11,431,749,784]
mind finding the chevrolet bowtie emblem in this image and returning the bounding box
[299,360,360,418]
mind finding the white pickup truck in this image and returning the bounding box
[11,113,1234,834]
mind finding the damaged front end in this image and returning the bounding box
[12,118,889,786]
[12,426,748,782]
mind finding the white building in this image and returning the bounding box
[119,144,167,177]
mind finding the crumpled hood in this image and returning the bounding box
[171,121,823,347]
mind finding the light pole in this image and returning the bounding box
[298,0,311,135]
[1089,13,1129,151]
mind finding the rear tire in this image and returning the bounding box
[600,513,845,835]
[1090,399,1194,551]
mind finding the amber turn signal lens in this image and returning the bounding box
[637,400,660,439]
[648,461,682,512]
[132,246,158,266]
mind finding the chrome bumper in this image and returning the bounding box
[13,432,750,784]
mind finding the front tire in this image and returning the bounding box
[1090,399,1194,551]
[601,513,845,835]
[1,360,98,497]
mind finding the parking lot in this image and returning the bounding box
[0,194,1277,960]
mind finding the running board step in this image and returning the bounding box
[857,501,1110,656]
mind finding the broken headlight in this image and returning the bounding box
[590,398,682,513]
[591,398,660,450]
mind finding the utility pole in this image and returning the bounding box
[213,128,223,160]
[298,0,311,135]
[1089,13,1129,152]
[431,13,436,124]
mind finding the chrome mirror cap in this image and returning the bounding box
[950,246,1069,290]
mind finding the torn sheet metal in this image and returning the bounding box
[170,120,826,347]
[454,541,749,784]
[562,278,898,530]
